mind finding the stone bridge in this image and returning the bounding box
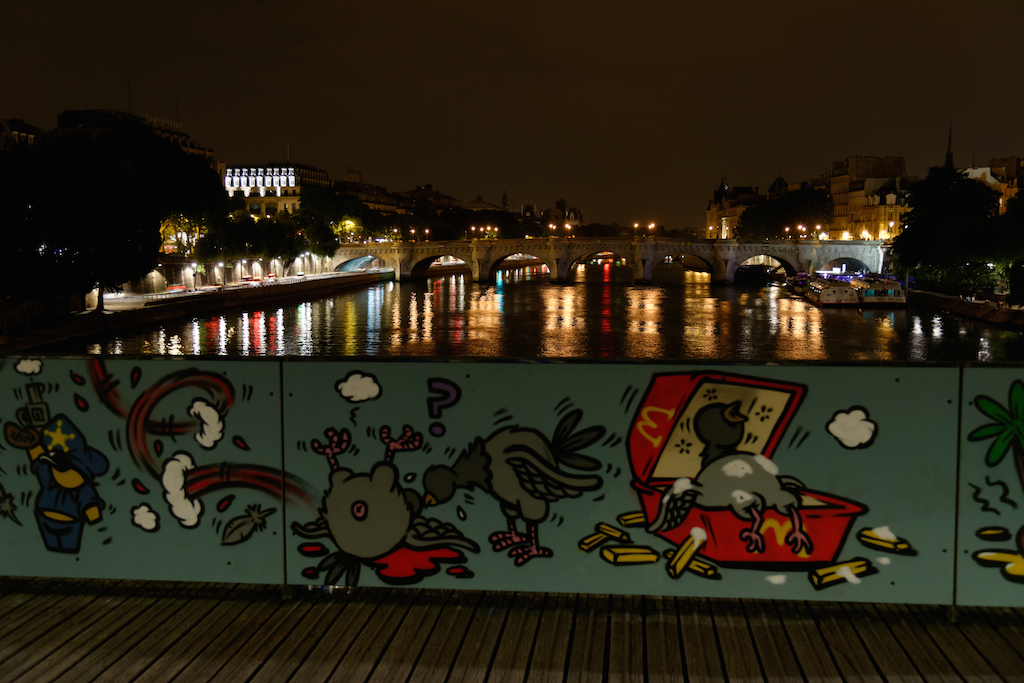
[329,238,886,284]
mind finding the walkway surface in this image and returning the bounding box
[1,576,1021,683]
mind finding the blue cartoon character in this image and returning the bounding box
[4,384,109,553]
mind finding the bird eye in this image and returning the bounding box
[351,501,368,521]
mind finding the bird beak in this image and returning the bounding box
[724,401,748,424]
[424,494,437,506]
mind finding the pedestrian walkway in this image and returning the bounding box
[0,576,1021,682]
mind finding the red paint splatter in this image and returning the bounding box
[132,479,150,494]
[301,567,320,579]
[217,495,235,512]
[232,435,250,451]
[130,366,142,388]
[74,394,89,411]
[299,543,329,557]
[70,371,86,386]
[446,566,474,578]
[370,546,466,583]
[154,440,163,456]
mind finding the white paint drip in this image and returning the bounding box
[766,575,786,585]
[871,526,898,541]
[690,526,707,543]
[836,566,862,585]
[722,460,753,478]
[753,454,778,475]
[664,477,693,502]
[876,557,891,566]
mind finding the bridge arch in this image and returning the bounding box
[484,251,554,282]
[409,254,472,280]
[567,249,634,282]
[815,256,871,277]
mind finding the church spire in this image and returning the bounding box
[945,123,954,169]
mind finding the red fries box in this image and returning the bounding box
[627,372,866,567]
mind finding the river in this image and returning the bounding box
[45,269,1024,362]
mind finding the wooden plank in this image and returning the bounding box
[165,587,293,683]
[775,600,843,683]
[955,607,1024,683]
[286,589,380,683]
[247,593,356,683]
[447,591,514,683]
[981,607,1024,655]
[742,599,802,683]
[0,585,136,681]
[102,584,249,683]
[49,582,200,683]
[0,581,50,622]
[13,582,180,683]
[328,588,421,683]
[367,590,452,683]
[808,599,885,683]
[711,598,763,683]
[901,604,1001,683]
[528,593,576,683]
[207,597,312,683]
[132,584,275,683]
[840,602,924,683]
[607,594,644,683]
[565,593,609,683]
[644,595,684,683]
[0,580,120,663]
[677,597,726,683]
[873,603,964,683]
[488,591,545,683]
[403,589,482,683]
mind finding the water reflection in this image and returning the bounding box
[50,271,1024,362]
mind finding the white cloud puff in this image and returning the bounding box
[132,504,159,532]
[827,407,877,449]
[162,452,203,527]
[336,372,381,403]
[15,359,42,375]
[189,399,224,449]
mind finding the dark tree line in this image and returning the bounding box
[0,123,226,318]
[891,166,1024,302]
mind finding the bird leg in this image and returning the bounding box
[507,522,553,566]
[739,507,765,553]
[786,508,813,555]
[488,518,529,551]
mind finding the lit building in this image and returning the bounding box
[964,158,1022,215]
[705,181,763,239]
[828,157,906,240]
[541,199,583,230]
[224,164,331,217]
[847,179,910,241]
[0,118,43,148]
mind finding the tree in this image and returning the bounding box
[891,166,1000,272]
[0,123,227,312]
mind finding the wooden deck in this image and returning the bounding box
[1,577,1022,683]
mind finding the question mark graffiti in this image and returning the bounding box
[426,378,462,437]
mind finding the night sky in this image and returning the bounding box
[7,2,1024,230]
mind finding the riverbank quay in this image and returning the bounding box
[0,576,1020,683]
[909,290,1024,329]
[0,271,393,355]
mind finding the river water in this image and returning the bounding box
[47,269,1024,362]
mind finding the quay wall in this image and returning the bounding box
[1,356,1023,606]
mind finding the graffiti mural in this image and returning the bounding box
[0,357,993,603]
[282,362,959,602]
[958,370,1024,605]
[0,357,308,583]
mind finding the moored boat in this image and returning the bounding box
[805,278,860,306]
[850,276,907,307]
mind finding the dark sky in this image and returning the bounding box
[7,1,1024,230]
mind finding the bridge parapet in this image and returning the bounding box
[330,238,886,284]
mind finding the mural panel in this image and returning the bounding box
[0,357,291,583]
[282,362,959,603]
[959,368,1024,606]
